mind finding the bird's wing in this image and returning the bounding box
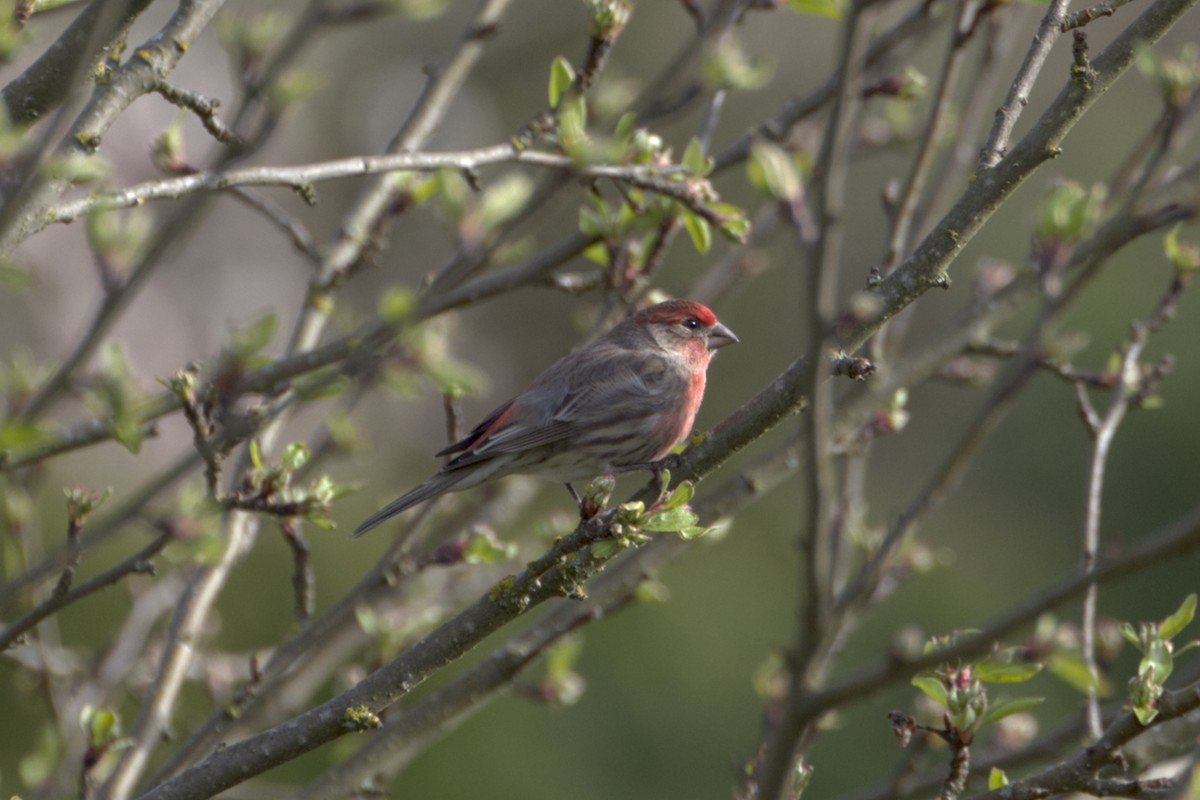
[551,346,676,423]
[435,400,516,457]
[438,346,676,468]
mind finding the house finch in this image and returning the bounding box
[354,299,738,537]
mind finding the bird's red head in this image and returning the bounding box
[636,299,718,328]
[632,300,738,356]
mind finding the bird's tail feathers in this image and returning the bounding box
[352,471,465,538]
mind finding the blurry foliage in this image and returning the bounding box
[0,2,1198,800]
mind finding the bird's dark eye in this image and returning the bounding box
[681,317,701,330]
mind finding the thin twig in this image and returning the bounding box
[977,0,1072,169]
[0,531,169,652]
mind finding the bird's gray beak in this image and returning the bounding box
[708,322,739,350]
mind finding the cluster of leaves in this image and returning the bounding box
[229,441,353,529]
[1122,593,1198,724]
[589,470,711,560]
[909,636,1044,747]
[896,595,1200,790]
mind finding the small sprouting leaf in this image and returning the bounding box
[911,675,948,707]
[613,111,637,143]
[464,528,517,564]
[1141,639,1174,684]
[681,138,713,177]
[974,660,1042,684]
[1164,225,1200,274]
[988,768,1009,790]
[748,141,801,201]
[80,704,121,746]
[546,637,584,681]
[641,506,699,533]
[1047,651,1111,696]
[1035,181,1106,244]
[0,260,32,290]
[787,0,842,19]
[662,480,693,510]
[88,344,147,454]
[479,172,534,229]
[355,604,379,636]
[228,312,278,363]
[678,525,710,540]
[1119,621,1140,647]
[981,696,1043,726]
[703,37,774,91]
[1133,703,1159,725]
[582,241,609,265]
[681,209,712,254]
[424,356,485,398]
[378,286,414,323]
[557,94,589,154]
[591,539,620,559]
[549,56,575,108]
[249,439,263,471]
[0,419,53,450]
[281,442,310,472]
[1159,593,1197,641]
[712,202,751,242]
[293,371,351,400]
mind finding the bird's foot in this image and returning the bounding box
[614,454,682,496]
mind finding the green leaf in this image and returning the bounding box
[1133,703,1159,725]
[80,704,121,746]
[378,286,415,323]
[89,344,147,454]
[1141,639,1174,683]
[479,172,534,229]
[1047,651,1111,696]
[424,356,485,398]
[590,539,620,559]
[581,241,610,265]
[988,768,1010,790]
[233,313,278,361]
[681,137,714,177]
[613,111,637,143]
[708,201,751,242]
[681,209,712,254]
[355,604,379,636]
[974,660,1042,684]
[0,260,32,290]
[703,37,775,91]
[678,525,710,540]
[249,439,263,471]
[662,480,694,510]
[0,420,52,450]
[546,637,584,681]
[1175,639,1200,656]
[787,0,842,19]
[1035,181,1106,244]
[464,529,517,564]
[1159,593,1197,641]
[293,371,351,400]
[548,56,575,108]
[1163,224,1200,274]
[557,94,589,154]
[911,675,948,707]
[641,506,699,533]
[282,442,310,472]
[981,696,1043,726]
[1119,621,1141,648]
[748,141,801,200]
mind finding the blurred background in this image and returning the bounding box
[1,0,1199,797]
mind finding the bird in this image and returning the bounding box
[353,299,738,537]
